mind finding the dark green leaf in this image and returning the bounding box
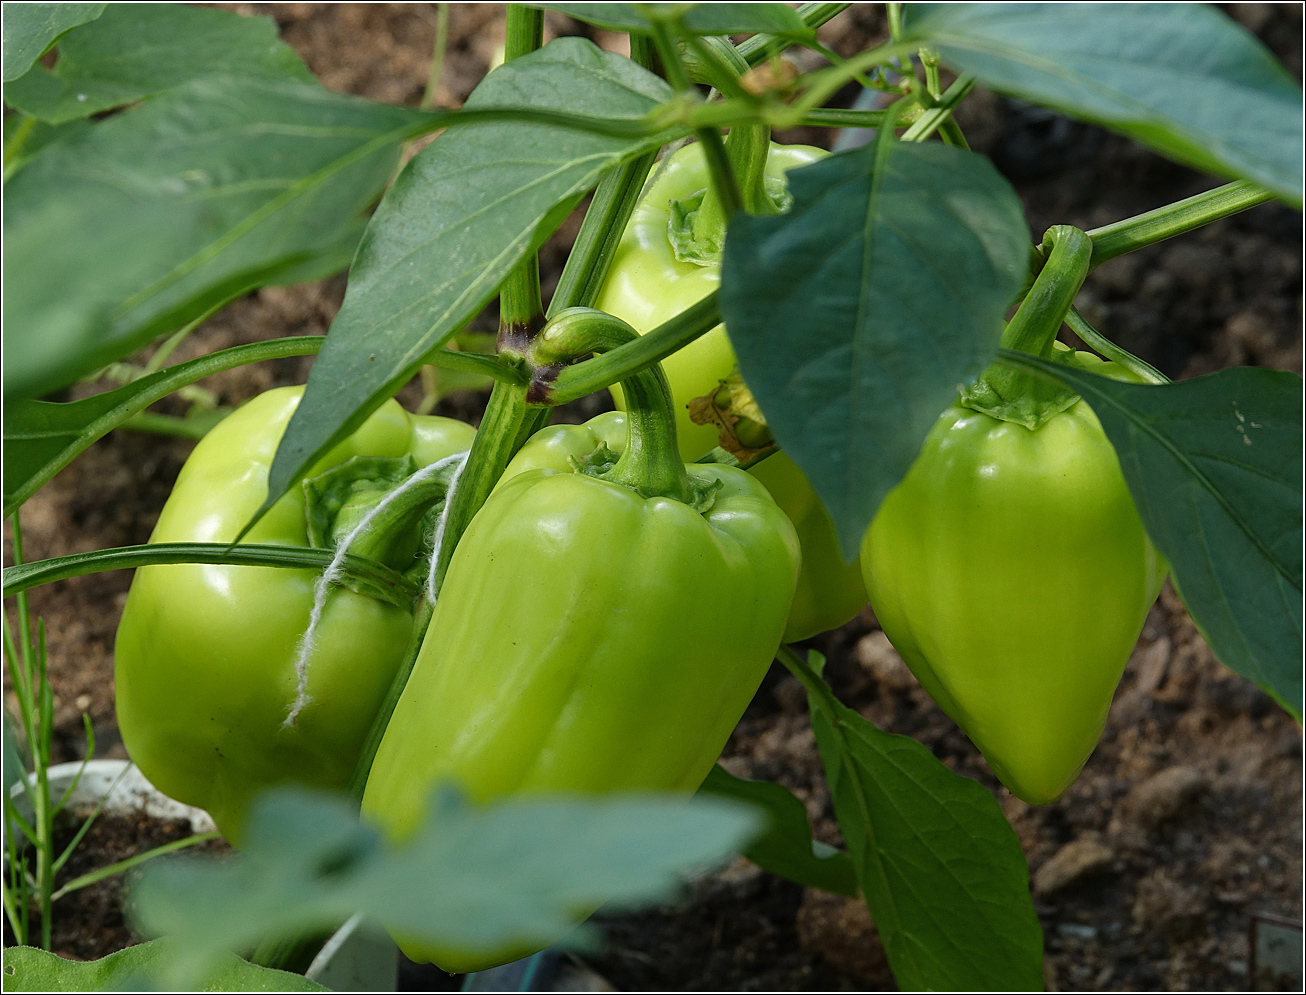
[0,941,326,992]
[1007,356,1303,717]
[902,3,1304,205]
[795,654,1044,990]
[3,77,427,401]
[529,3,813,37]
[699,764,857,897]
[721,139,1029,558]
[262,38,677,520]
[4,3,311,123]
[0,2,105,82]
[2,337,322,517]
[131,787,757,987]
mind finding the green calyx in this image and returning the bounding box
[667,176,792,266]
[570,441,722,514]
[961,225,1095,430]
[303,455,459,589]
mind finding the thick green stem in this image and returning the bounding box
[432,381,528,593]
[496,5,547,347]
[900,74,974,143]
[648,19,745,229]
[545,293,721,404]
[1003,226,1094,357]
[737,3,850,65]
[548,36,658,317]
[347,598,435,804]
[687,36,774,220]
[1087,180,1275,267]
[530,309,693,503]
[887,3,904,41]
[3,114,37,178]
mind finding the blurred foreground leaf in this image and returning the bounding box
[131,786,758,987]
[0,941,326,992]
[0,2,105,82]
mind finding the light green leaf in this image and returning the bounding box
[3,77,428,401]
[261,37,678,521]
[4,3,311,124]
[1,2,105,82]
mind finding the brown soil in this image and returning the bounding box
[2,810,229,960]
[5,4,1301,991]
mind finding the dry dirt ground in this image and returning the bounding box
[5,4,1302,992]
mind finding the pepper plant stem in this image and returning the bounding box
[3,543,420,603]
[4,515,53,950]
[737,3,850,65]
[544,293,722,404]
[901,74,975,143]
[688,36,774,220]
[432,382,528,594]
[1065,307,1169,384]
[548,35,659,318]
[530,309,693,503]
[347,599,436,804]
[649,19,745,228]
[495,4,547,346]
[1004,226,1094,357]
[1087,179,1275,267]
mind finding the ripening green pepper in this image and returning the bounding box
[114,387,475,842]
[362,367,800,972]
[862,352,1167,804]
[595,140,867,641]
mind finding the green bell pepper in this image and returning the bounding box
[114,386,475,841]
[595,140,867,641]
[862,353,1167,805]
[361,363,799,972]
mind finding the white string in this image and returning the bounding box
[426,450,470,603]
[283,450,470,728]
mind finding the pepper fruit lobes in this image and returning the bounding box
[595,141,867,641]
[862,361,1167,805]
[114,387,475,842]
[361,412,800,972]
